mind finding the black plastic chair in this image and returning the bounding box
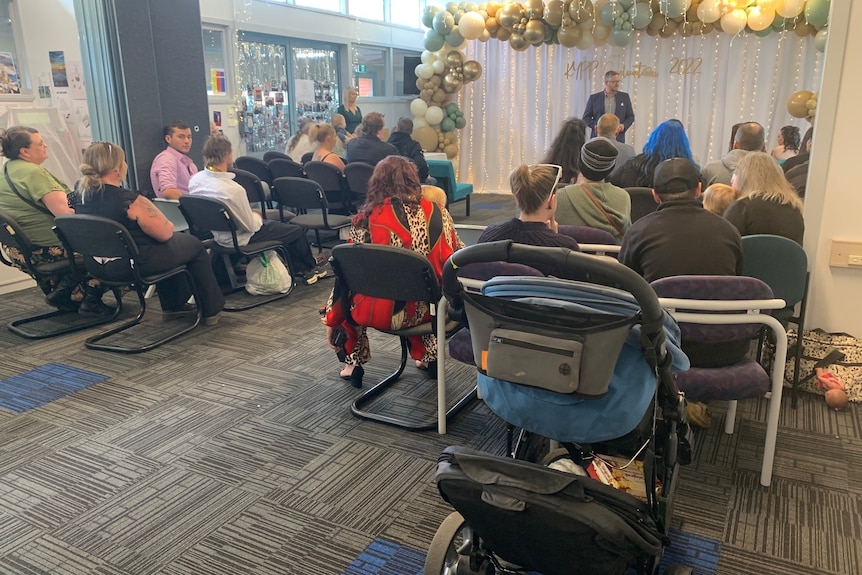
[328,243,473,431]
[625,187,658,222]
[53,215,200,353]
[178,195,293,311]
[263,151,291,163]
[234,156,272,186]
[271,177,351,253]
[267,158,307,181]
[303,160,354,213]
[229,168,271,220]
[0,210,121,339]
[344,162,374,206]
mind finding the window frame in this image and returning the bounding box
[0,0,31,99]
[202,24,232,103]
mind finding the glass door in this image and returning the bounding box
[292,46,339,126]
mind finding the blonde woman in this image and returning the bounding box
[726,151,804,245]
[311,124,346,171]
[336,87,362,134]
[285,118,319,163]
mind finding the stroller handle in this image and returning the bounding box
[443,240,667,333]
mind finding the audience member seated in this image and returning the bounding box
[150,120,198,199]
[701,121,765,186]
[0,126,108,314]
[477,163,582,279]
[783,127,812,174]
[784,134,812,198]
[387,117,430,182]
[345,112,398,166]
[330,113,352,158]
[75,141,224,324]
[771,125,800,165]
[555,138,631,241]
[595,113,636,181]
[310,124,346,171]
[421,184,448,208]
[725,151,805,245]
[702,183,738,216]
[541,117,587,185]
[610,119,698,189]
[323,156,463,388]
[285,118,319,164]
[189,136,327,285]
[620,158,745,367]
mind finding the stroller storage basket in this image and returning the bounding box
[436,446,664,575]
[464,291,637,398]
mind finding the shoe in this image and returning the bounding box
[349,364,364,389]
[78,299,116,317]
[686,402,712,428]
[298,265,329,285]
[45,276,79,307]
[314,250,331,266]
[161,303,198,318]
[416,360,438,379]
[203,314,220,326]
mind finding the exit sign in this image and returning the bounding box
[355,64,367,73]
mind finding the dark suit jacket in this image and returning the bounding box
[582,90,634,143]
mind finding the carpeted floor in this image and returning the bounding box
[0,193,859,575]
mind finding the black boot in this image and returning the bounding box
[44,275,79,309]
[78,288,115,316]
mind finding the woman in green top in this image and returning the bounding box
[0,126,108,313]
[336,87,362,134]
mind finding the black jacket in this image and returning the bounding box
[387,132,430,182]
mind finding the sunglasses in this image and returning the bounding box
[528,163,563,196]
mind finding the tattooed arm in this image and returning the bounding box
[126,195,174,242]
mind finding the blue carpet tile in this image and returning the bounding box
[345,531,720,575]
[0,362,109,413]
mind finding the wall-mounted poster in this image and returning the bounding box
[210,69,226,95]
[0,52,21,94]
[49,51,68,87]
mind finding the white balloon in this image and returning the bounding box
[425,105,445,126]
[415,63,434,80]
[479,28,491,42]
[410,98,429,118]
[459,11,486,40]
[776,0,805,19]
[720,9,747,35]
[421,50,436,65]
[432,60,446,74]
[697,0,721,24]
[413,117,428,129]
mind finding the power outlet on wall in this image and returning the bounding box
[829,240,862,268]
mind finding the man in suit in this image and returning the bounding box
[582,71,634,143]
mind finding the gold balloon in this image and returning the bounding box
[415,78,425,91]
[432,88,448,103]
[442,72,463,93]
[485,16,499,34]
[462,60,483,82]
[509,32,530,50]
[544,0,564,27]
[497,2,523,31]
[525,0,544,20]
[413,126,440,152]
[557,23,582,47]
[570,1,592,23]
[523,19,545,43]
[444,143,459,159]
[787,90,814,118]
[497,27,512,40]
[486,2,501,17]
[445,50,464,67]
[794,22,812,37]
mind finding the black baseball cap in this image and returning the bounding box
[653,158,701,194]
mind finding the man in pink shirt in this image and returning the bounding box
[150,120,198,199]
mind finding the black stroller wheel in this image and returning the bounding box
[424,512,488,575]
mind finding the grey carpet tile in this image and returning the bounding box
[52,467,259,575]
[381,481,458,550]
[91,396,253,463]
[0,534,132,575]
[181,363,305,412]
[840,437,862,494]
[173,418,338,495]
[0,512,44,558]
[0,440,162,531]
[0,416,85,475]
[268,439,433,534]
[716,544,857,575]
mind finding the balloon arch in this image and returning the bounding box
[410,0,830,159]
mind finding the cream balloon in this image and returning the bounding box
[458,11,487,40]
[410,98,428,118]
[431,59,446,75]
[413,117,428,129]
[415,63,434,80]
[746,7,775,32]
[425,105,445,126]
[593,23,611,41]
[776,0,805,19]
[697,0,721,24]
[420,50,436,65]
[720,9,747,35]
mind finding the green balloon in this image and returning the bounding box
[446,103,459,114]
[772,16,786,31]
[424,29,446,52]
[618,0,635,8]
[805,0,830,28]
[433,11,455,35]
[446,2,459,15]
[609,27,633,47]
[631,3,652,29]
[753,27,772,37]
[454,116,467,129]
[422,6,441,28]
[600,2,623,26]
[441,118,456,132]
[815,27,828,52]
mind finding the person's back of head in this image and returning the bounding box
[652,158,701,202]
[579,137,618,182]
[510,164,560,215]
[0,126,37,160]
[364,155,421,214]
[316,124,335,144]
[542,117,588,184]
[702,183,737,215]
[395,117,413,134]
[79,141,126,197]
[733,122,765,152]
[596,114,620,139]
[331,113,346,129]
[421,184,447,207]
[642,121,697,180]
[359,112,385,137]
[733,151,803,211]
[779,125,801,153]
[202,134,232,168]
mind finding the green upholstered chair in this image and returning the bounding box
[427,159,473,216]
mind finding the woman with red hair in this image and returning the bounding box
[323,156,463,388]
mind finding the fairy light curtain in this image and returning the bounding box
[458,30,822,193]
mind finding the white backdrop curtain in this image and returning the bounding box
[457,31,824,193]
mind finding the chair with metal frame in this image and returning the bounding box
[328,242,475,431]
[229,167,270,220]
[303,160,354,214]
[234,156,273,186]
[267,158,307,181]
[263,151,291,163]
[741,234,809,408]
[0,210,121,339]
[53,215,200,353]
[343,161,374,207]
[271,176,351,253]
[178,195,294,311]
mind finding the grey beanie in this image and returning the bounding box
[579,137,619,181]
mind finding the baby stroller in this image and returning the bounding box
[426,241,693,575]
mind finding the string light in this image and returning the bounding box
[706,33,721,162]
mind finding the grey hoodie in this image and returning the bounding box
[701,149,750,186]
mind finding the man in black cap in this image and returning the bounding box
[619,158,742,283]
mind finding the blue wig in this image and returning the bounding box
[641,121,698,180]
